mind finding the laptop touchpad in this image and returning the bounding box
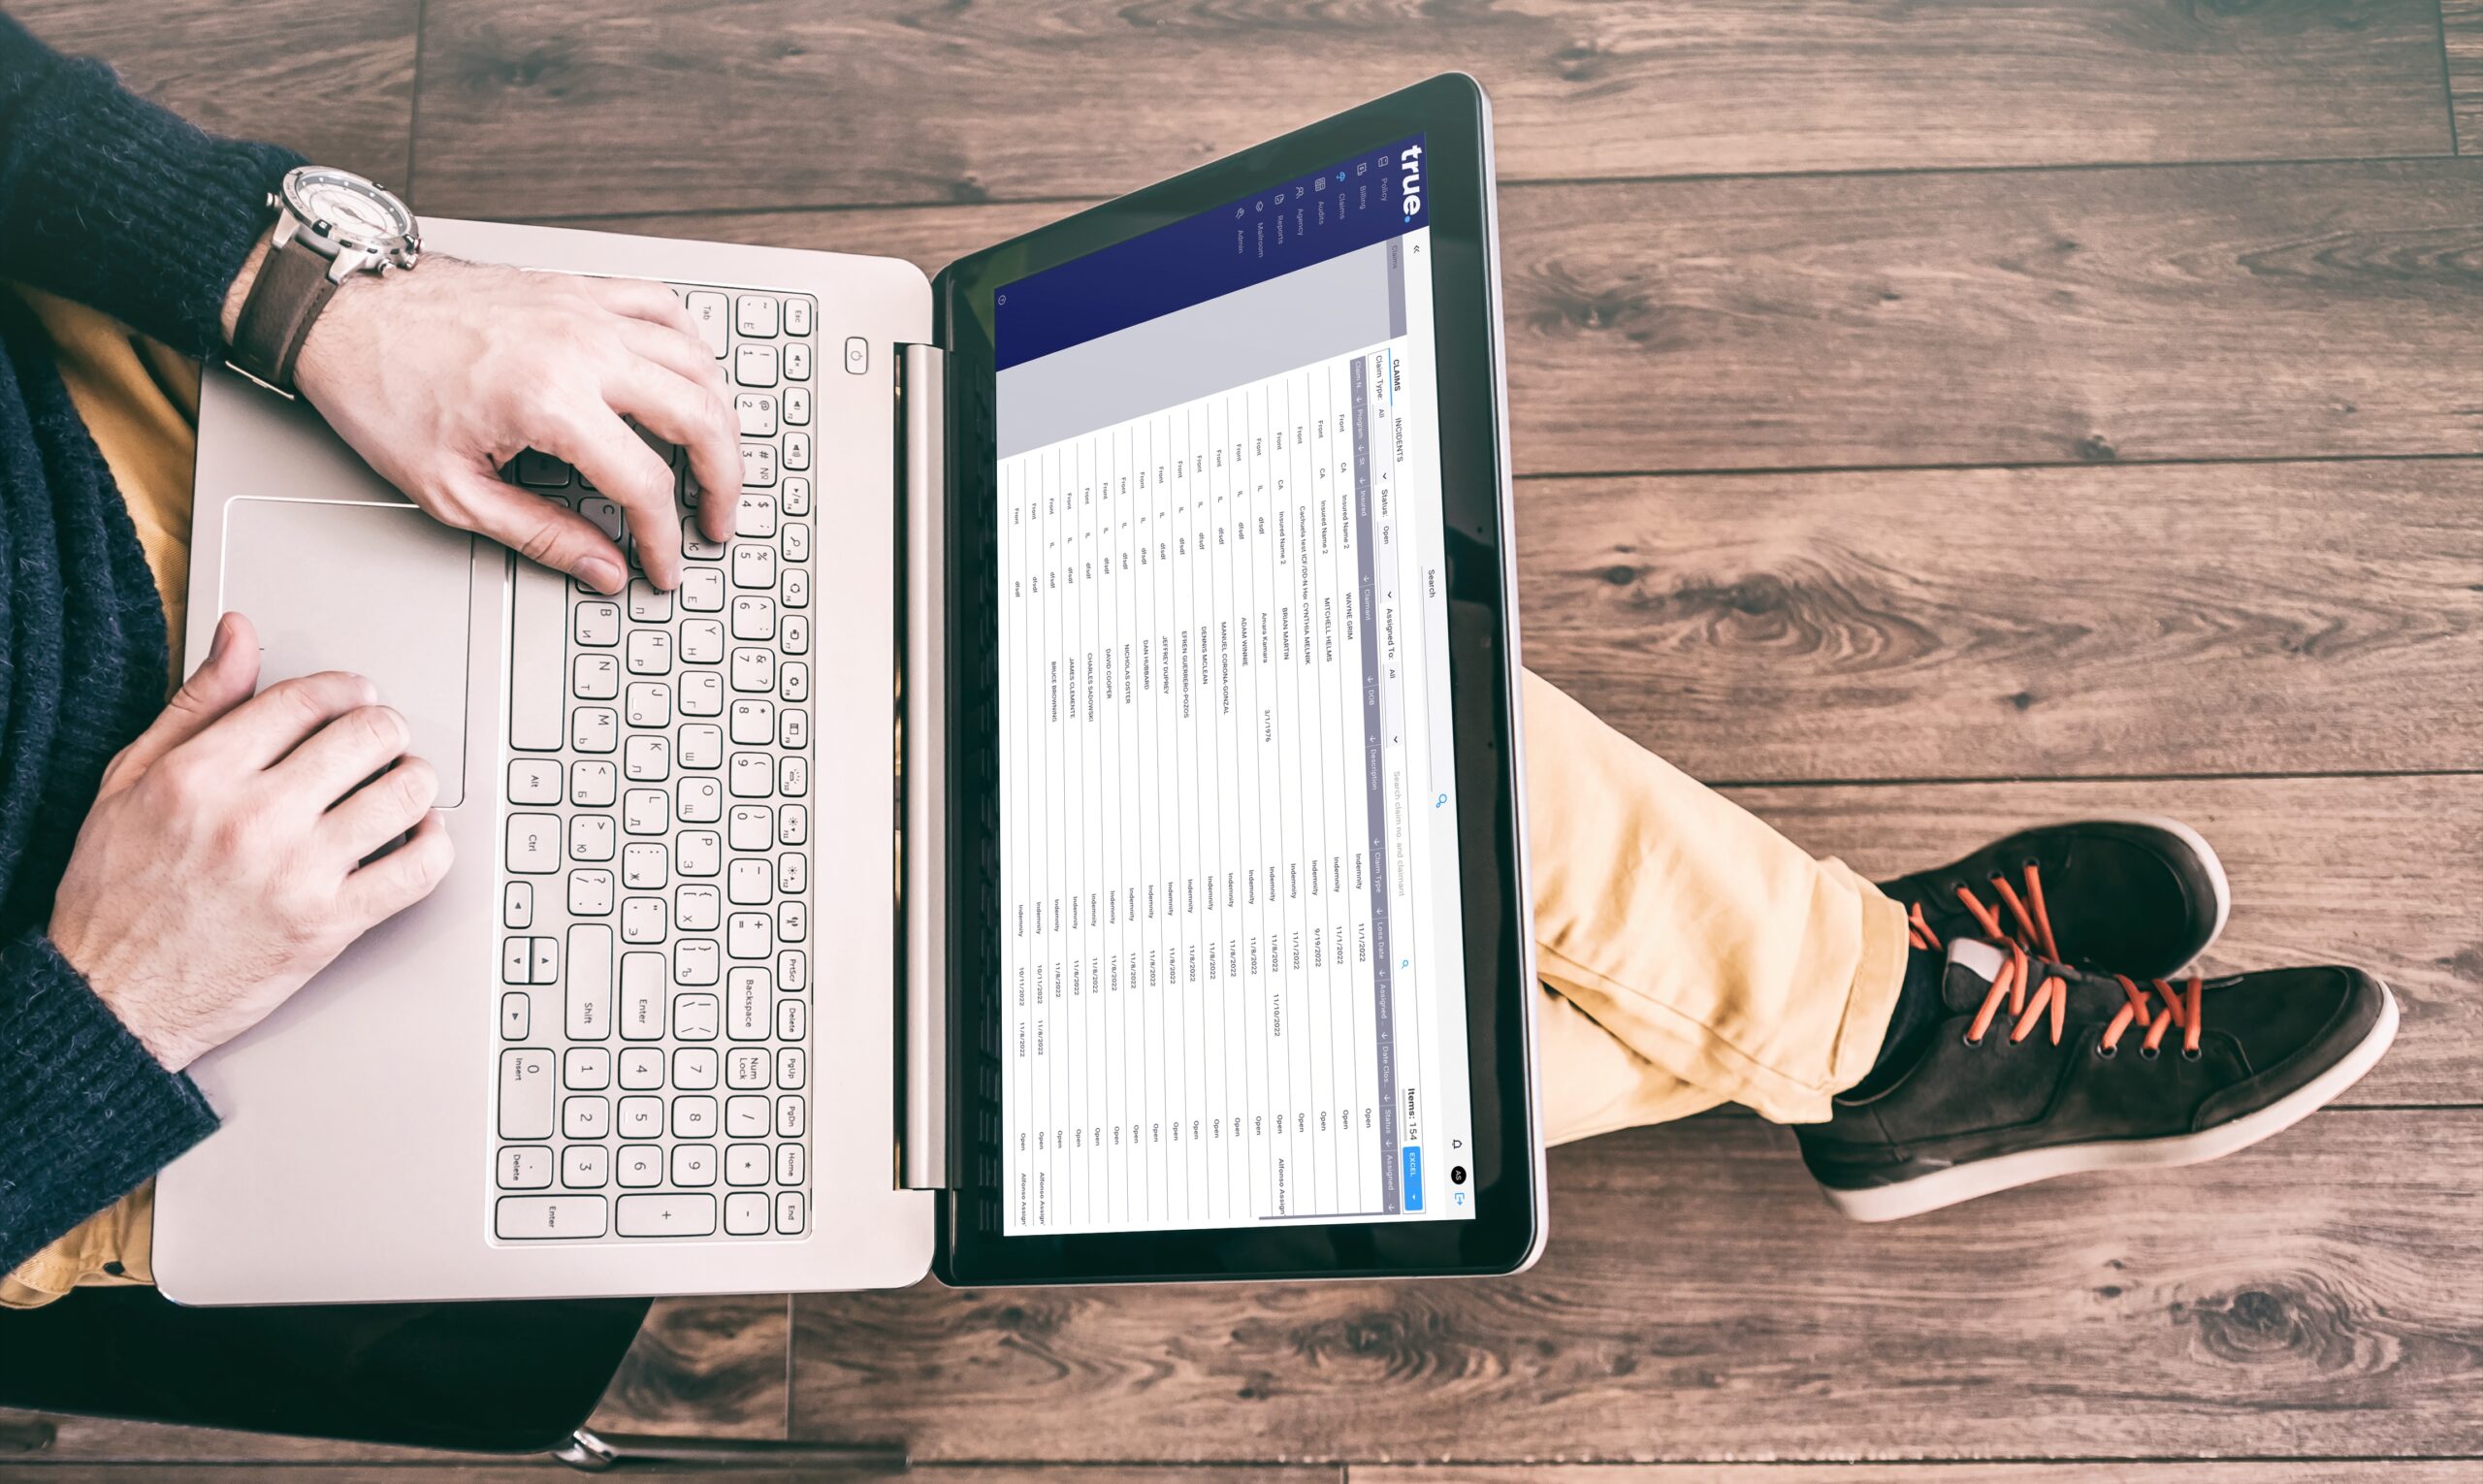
[220,499,474,808]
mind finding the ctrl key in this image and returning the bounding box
[496,1195,608,1241]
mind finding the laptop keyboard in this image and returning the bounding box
[491,281,819,1242]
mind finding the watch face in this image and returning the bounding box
[281,167,417,254]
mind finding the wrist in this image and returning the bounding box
[219,225,277,346]
[54,933,197,1073]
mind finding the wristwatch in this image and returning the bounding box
[227,166,421,398]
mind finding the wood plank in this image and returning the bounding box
[0,1295,784,1462]
[2447,2,2483,155]
[791,1110,2483,1463]
[1360,1468,2483,1482]
[578,155,2483,474]
[0,1469,1336,1482]
[1519,459,2483,782]
[1716,776,2482,1108]
[411,0,2452,219]
[11,0,418,187]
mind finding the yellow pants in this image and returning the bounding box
[2,294,1909,1306]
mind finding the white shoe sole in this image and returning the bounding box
[1821,978,2397,1223]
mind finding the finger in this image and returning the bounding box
[577,275,701,339]
[180,669,379,774]
[447,470,629,594]
[543,406,683,590]
[607,354,739,549]
[340,809,454,923]
[106,612,261,789]
[271,702,411,809]
[323,754,440,863]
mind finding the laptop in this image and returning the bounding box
[154,74,1543,1303]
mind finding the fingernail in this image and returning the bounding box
[207,615,230,663]
[359,676,380,704]
[583,559,626,593]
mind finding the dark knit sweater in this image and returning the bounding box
[0,13,302,1273]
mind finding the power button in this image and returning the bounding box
[844,337,869,375]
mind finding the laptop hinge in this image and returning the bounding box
[895,341,951,1191]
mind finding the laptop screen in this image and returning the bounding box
[984,138,1477,1236]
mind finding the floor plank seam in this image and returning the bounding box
[1510,450,2483,486]
[1698,767,2483,791]
[2438,0,2465,156]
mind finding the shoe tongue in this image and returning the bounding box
[1941,939,2140,1021]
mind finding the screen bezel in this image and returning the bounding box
[929,74,1540,1285]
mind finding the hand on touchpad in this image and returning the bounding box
[217,499,475,807]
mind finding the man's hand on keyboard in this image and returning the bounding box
[48,613,454,1072]
[290,256,740,595]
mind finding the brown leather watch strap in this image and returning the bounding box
[228,236,340,397]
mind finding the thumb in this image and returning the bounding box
[105,612,262,790]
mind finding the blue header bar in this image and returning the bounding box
[996,134,1428,371]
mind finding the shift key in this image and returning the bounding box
[566,923,614,1040]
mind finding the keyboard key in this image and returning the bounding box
[506,814,561,874]
[726,857,770,904]
[530,935,561,985]
[776,1048,806,1089]
[682,567,726,612]
[777,708,808,749]
[570,759,619,806]
[725,1190,770,1235]
[727,1047,771,1089]
[729,754,774,799]
[729,805,773,852]
[740,442,778,488]
[731,647,775,693]
[778,756,808,796]
[625,734,670,781]
[775,1143,805,1185]
[616,1144,663,1188]
[509,758,563,806]
[776,853,807,894]
[726,1142,769,1185]
[777,803,808,847]
[569,868,616,916]
[686,291,729,357]
[622,894,667,944]
[499,1048,556,1140]
[564,1046,611,1090]
[624,841,667,887]
[563,1145,609,1189]
[780,614,810,654]
[623,787,670,836]
[727,913,773,963]
[782,568,810,608]
[783,432,810,472]
[618,1193,716,1237]
[498,1145,552,1189]
[682,674,726,720]
[572,707,619,754]
[676,941,722,987]
[731,542,776,590]
[671,1144,719,1187]
[677,883,724,930]
[775,1190,806,1236]
[681,619,725,664]
[580,497,625,542]
[575,600,621,645]
[564,1094,611,1140]
[620,952,666,1040]
[627,579,670,623]
[735,294,779,338]
[679,830,723,877]
[776,899,807,944]
[503,880,535,929]
[673,1046,720,1089]
[784,296,813,337]
[734,344,780,387]
[672,1095,719,1139]
[516,450,571,488]
[776,996,806,1041]
[783,521,811,563]
[776,1093,806,1137]
[734,392,778,436]
[502,936,532,984]
[778,949,808,992]
[626,629,672,676]
[497,1195,607,1240]
[730,700,774,745]
[780,661,809,702]
[727,963,771,1031]
[566,923,613,1039]
[619,1046,664,1089]
[568,815,617,861]
[684,518,726,561]
[680,721,725,767]
[678,776,724,823]
[675,990,721,1037]
[784,342,811,381]
[732,595,775,640]
[617,1095,664,1141]
[781,476,810,515]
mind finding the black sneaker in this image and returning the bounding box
[1798,938,2398,1221]
[1878,817,2230,981]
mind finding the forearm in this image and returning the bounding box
[0,14,299,357]
[0,930,217,1274]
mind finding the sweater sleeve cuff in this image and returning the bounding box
[0,32,303,356]
[0,931,218,1274]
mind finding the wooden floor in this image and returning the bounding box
[9,1,2483,1478]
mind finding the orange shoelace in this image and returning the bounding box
[1951,942,2204,1054]
[1904,863,2059,961]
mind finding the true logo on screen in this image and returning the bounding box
[1399,144,1424,219]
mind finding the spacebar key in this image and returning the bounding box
[496,1195,608,1240]
[617,1194,717,1237]
[508,555,568,751]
